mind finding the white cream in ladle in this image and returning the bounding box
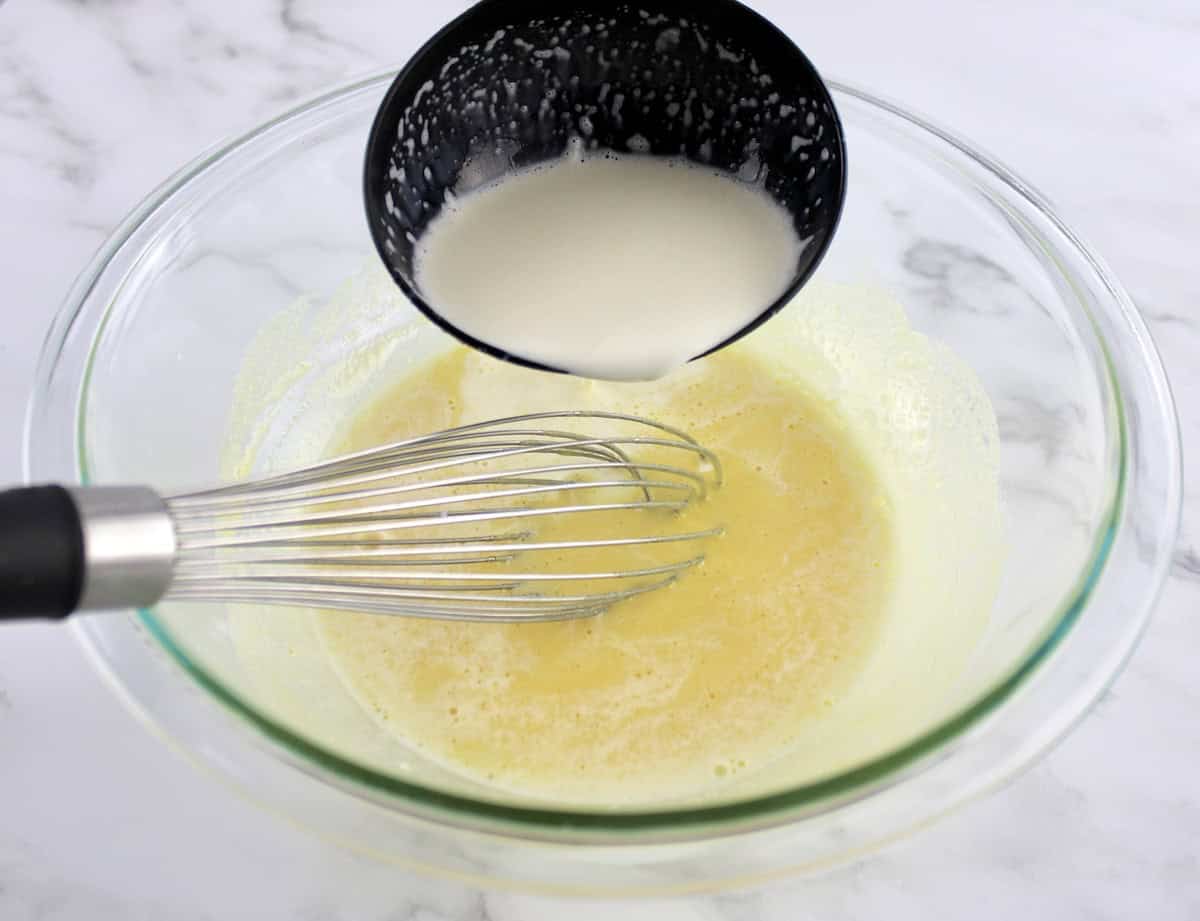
[413,147,803,381]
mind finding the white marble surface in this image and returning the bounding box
[1,1,1197,918]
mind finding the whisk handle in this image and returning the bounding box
[0,486,84,619]
[0,486,176,620]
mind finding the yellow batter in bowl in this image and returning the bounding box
[317,346,895,802]
[223,270,1003,809]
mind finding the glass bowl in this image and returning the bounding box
[24,72,1180,896]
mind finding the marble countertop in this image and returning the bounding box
[1,1,1196,918]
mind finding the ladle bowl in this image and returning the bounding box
[363,0,846,373]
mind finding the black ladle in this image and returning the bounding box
[364,0,846,375]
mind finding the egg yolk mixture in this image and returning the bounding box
[315,344,895,802]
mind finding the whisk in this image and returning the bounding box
[0,412,721,623]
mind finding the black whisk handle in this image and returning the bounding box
[0,485,85,619]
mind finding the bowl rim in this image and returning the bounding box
[30,69,1180,840]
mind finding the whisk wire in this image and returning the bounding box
[163,412,721,622]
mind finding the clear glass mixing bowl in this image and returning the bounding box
[24,73,1180,895]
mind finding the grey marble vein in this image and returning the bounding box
[0,57,97,188]
[1146,309,1200,330]
[279,0,370,56]
[1172,544,1200,582]
[902,239,1022,317]
[995,393,1090,466]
